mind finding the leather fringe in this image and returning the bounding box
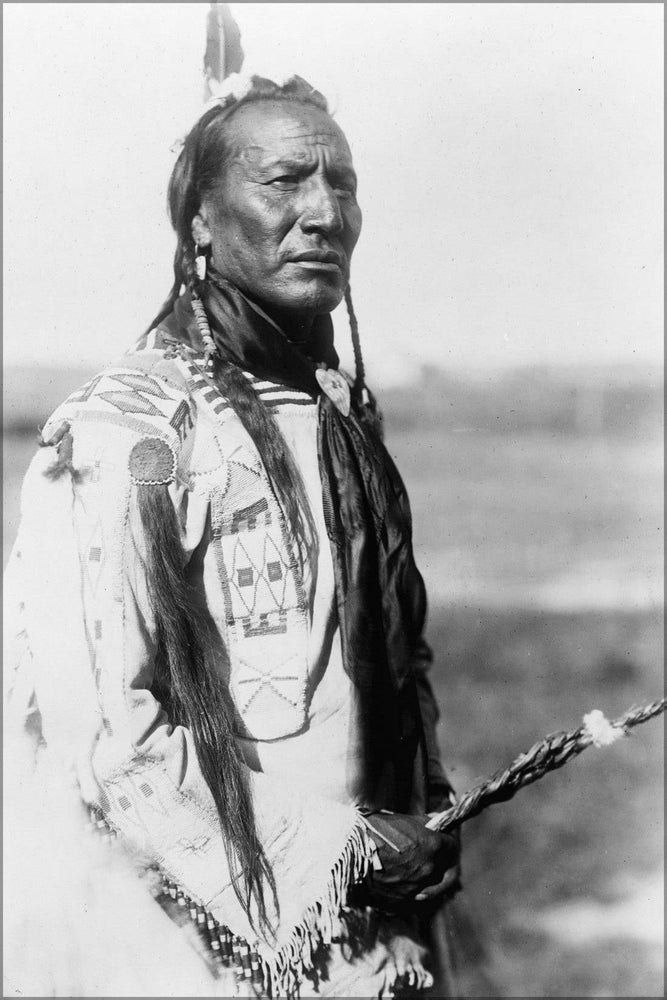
[261,819,375,997]
[88,807,400,998]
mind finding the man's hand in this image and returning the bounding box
[360,812,460,911]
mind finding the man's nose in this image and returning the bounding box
[299,177,343,235]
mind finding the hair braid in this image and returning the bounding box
[345,286,382,435]
[138,484,278,935]
[345,285,366,403]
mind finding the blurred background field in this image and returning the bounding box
[4,361,663,997]
[383,367,664,998]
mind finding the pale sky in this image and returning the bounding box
[3,3,663,385]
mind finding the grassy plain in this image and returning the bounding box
[383,419,663,998]
[3,396,663,997]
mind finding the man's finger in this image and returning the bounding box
[414,866,460,901]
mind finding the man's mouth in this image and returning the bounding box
[288,249,343,270]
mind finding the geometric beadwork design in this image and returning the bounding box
[84,519,107,594]
[98,372,177,417]
[235,654,300,712]
[242,609,288,639]
[106,772,170,833]
[98,390,164,417]
[68,374,104,403]
[182,359,317,419]
[184,360,314,740]
[227,497,271,536]
[169,398,194,443]
[58,366,194,453]
[228,532,291,621]
[241,608,287,639]
[109,372,171,398]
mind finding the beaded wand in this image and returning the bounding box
[426,699,666,833]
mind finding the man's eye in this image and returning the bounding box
[330,178,357,199]
[268,175,299,189]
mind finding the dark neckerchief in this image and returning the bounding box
[204,270,339,395]
[164,276,428,812]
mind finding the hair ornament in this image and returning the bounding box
[315,366,351,418]
[194,244,207,281]
[129,437,176,487]
[204,71,255,108]
[190,292,217,368]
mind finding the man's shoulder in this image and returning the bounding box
[40,344,195,446]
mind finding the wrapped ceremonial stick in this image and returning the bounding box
[426,699,666,833]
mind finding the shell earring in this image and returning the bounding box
[194,243,207,281]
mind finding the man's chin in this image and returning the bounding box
[303,273,348,310]
[271,280,346,317]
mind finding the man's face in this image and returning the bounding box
[194,100,362,320]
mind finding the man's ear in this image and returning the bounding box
[191,212,212,248]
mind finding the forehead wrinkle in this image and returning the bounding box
[282,127,341,140]
[232,141,353,170]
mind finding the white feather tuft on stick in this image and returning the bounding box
[582,709,624,748]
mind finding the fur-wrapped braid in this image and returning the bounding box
[137,482,278,935]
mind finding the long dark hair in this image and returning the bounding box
[140,77,335,935]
